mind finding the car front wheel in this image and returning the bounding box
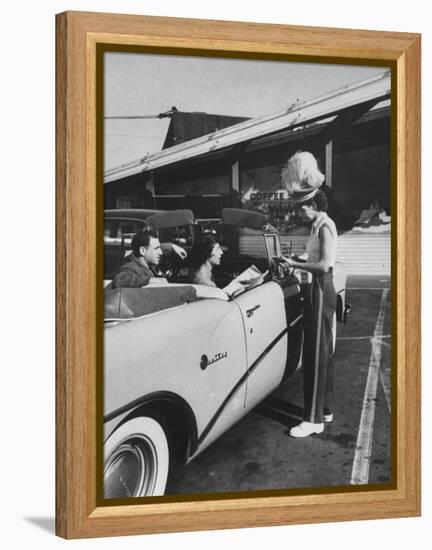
[104,415,170,498]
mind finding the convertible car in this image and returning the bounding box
[103,208,348,499]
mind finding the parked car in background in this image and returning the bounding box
[104,209,164,279]
[103,208,348,499]
[104,208,217,279]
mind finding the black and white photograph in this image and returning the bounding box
[4,0,429,546]
[102,51,392,501]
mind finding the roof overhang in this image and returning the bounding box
[104,71,391,184]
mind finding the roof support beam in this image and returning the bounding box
[325,140,333,190]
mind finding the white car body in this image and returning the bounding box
[102,209,348,499]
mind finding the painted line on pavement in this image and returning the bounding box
[379,367,391,414]
[350,289,389,485]
[378,340,391,413]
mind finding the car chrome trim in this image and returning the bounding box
[197,326,289,447]
[289,313,303,327]
[246,304,261,317]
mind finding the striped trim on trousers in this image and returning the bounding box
[301,271,337,424]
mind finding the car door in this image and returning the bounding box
[104,297,249,458]
[233,281,288,409]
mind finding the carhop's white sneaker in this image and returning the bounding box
[289,421,324,438]
[323,413,334,423]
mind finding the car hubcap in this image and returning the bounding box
[104,435,158,498]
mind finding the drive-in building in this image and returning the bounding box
[104,73,392,275]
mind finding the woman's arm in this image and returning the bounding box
[284,225,334,274]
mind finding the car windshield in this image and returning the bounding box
[236,227,279,262]
[158,225,193,247]
[103,208,282,288]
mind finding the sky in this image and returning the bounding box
[104,52,389,170]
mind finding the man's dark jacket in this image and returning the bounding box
[112,254,157,289]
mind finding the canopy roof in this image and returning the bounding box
[104,71,391,184]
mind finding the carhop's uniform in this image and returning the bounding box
[300,215,338,424]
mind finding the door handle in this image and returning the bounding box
[246,304,261,317]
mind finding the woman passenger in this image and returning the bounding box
[189,235,223,287]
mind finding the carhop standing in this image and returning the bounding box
[281,151,338,438]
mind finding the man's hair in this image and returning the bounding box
[300,189,328,212]
[131,229,158,257]
[189,235,219,270]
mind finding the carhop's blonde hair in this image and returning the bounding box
[281,151,325,195]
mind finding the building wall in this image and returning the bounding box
[331,114,391,227]
[239,115,390,232]
[104,172,153,209]
[239,233,391,275]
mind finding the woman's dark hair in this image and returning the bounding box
[301,189,328,212]
[131,228,158,256]
[189,235,219,270]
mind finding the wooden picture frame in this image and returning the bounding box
[55,11,421,539]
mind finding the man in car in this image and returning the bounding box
[111,228,229,303]
[112,229,185,288]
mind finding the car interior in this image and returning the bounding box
[104,285,198,320]
[104,208,302,315]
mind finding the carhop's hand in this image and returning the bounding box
[279,256,295,268]
[171,244,187,259]
[239,278,255,286]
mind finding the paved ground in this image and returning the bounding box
[166,275,392,496]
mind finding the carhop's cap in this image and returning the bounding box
[289,187,319,204]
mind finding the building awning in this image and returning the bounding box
[104,71,390,184]
[162,111,249,149]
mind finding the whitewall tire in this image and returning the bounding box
[104,415,170,498]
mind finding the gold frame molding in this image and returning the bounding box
[55,11,421,539]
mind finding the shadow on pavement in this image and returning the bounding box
[255,397,303,428]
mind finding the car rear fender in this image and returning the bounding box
[104,391,199,463]
[333,262,347,323]
[336,289,345,322]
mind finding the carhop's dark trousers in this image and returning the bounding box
[301,270,337,424]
